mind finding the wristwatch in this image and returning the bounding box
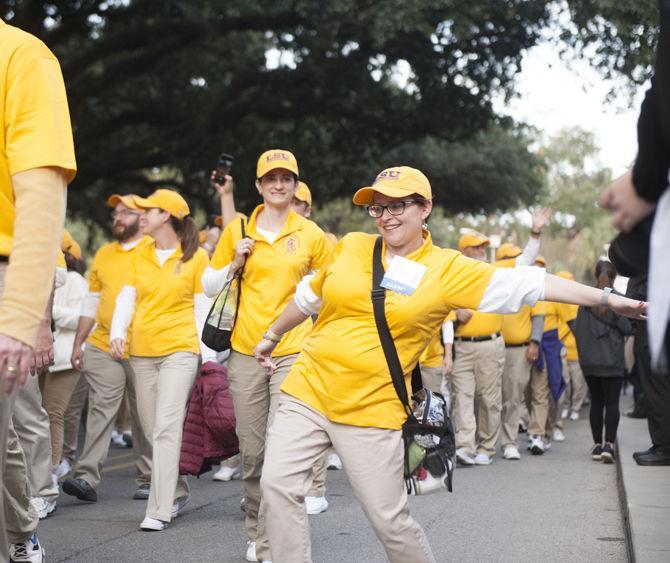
[601,287,613,307]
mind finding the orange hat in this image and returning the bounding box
[107,194,141,210]
[295,182,312,206]
[61,229,82,261]
[353,166,432,205]
[535,255,547,267]
[458,231,490,251]
[496,243,522,261]
[199,230,207,244]
[133,189,190,220]
[214,212,247,227]
[256,149,299,179]
[556,270,574,281]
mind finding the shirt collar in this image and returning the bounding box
[382,228,433,263]
[246,205,304,242]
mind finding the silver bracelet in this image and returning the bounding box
[263,328,282,343]
[601,287,613,307]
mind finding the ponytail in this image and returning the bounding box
[169,215,200,263]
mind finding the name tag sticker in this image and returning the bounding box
[381,256,427,295]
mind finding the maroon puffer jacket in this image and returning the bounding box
[179,361,239,476]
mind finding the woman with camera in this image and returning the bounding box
[202,149,331,563]
[252,166,647,563]
[109,189,211,532]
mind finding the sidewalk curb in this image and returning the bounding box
[615,441,635,563]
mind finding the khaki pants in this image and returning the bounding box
[4,422,37,546]
[40,369,81,468]
[74,345,151,489]
[0,371,19,560]
[13,374,59,502]
[420,366,443,394]
[114,390,131,432]
[561,360,587,413]
[451,337,505,457]
[62,374,89,465]
[529,352,569,438]
[227,351,324,561]
[500,345,531,448]
[261,395,435,563]
[131,352,199,522]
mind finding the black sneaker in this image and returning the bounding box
[133,483,150,500]
[601,443,615,464]
[62,478,98,502]
[633,445,670,466]
[591,444,603,461]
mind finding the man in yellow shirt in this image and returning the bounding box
[449,231,505,466]
[63,195,152,504]
[0,19,75,563]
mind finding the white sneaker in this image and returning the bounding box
[456,448,475,466]
[30,497,56,520]
[560,408,569,419]
[326,452,343,470]
[569,410,580,421]
[55,458,72,480]
[543,439,553,450]
[503,446,521,460]
[213,465,240,481]
[240,496,246,512]
[140,516,168,531]
[111,430,126,447]
[305,496,329,515]
[245,540,258,562]
[171,496,190,518]
[553,429,565,442]
[474,453,493,465]
[528,435,545,455]
[9,533,44,562]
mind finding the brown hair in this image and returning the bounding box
[169,215,200,262]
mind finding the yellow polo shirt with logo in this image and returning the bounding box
[495,257,538,345]
[211,205,331,356]
[281,232,496,430]
[452,310,503,338]
[0,21,76,256]
[557,303,579,361]
[87,237,152,356]
[128,244,209,356]
[419,331,444,368]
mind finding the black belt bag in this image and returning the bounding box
[370,237,455,496]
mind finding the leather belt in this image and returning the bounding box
[505,341,530,348]
[0,255,8,263]
[455,332,501,343]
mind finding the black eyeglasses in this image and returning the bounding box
[366,200,420,218]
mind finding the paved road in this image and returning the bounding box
[40,406,628,562]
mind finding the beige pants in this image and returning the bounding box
[227,351,325,561]
[40,368,81,468]
[500,345,531,448]
[13,374,59,502]
[0,365,20,559]
[74,345,151,489]
[451,337,505,457]
[131,352,199,522]
[420,366,443,394]
[4,422,37,546]
[529,352,568,438]
[261,394,435,563]
[561,360,587,413]
[62,374,89,465]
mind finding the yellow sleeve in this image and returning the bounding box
[446,310,457,322]
[88,251,102,292]
[309,236,345,297]
[309,226,332,271]
[440,253,495,310]
[210,219,242,269]
[192,249,209,293]
[5,41,76,180]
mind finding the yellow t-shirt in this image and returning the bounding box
[535,300,560,332]
[128,244,209,357]
[419,331,444,368]
[87,237,152,355]
[211,205,331,356]
[453,310,503,338]
[557,302,579,361]
[281,232,495,430]
[0,21,76,256]
[495,257,533,345]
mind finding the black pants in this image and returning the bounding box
[585,376,623,444]
[636,322,670,450]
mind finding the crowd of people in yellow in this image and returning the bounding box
[0,18,649,563]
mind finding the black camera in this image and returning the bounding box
[214,153,234,184]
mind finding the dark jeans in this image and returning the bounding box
[585,376,623,444]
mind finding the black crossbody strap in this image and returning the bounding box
[371,236,414,416]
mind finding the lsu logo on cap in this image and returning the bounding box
[267,152,290,162]
[373,169,401,184]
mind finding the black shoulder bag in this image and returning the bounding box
[370,236,455,495]
[201,218,246,352]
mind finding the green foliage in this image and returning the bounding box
[3,0,552,236]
